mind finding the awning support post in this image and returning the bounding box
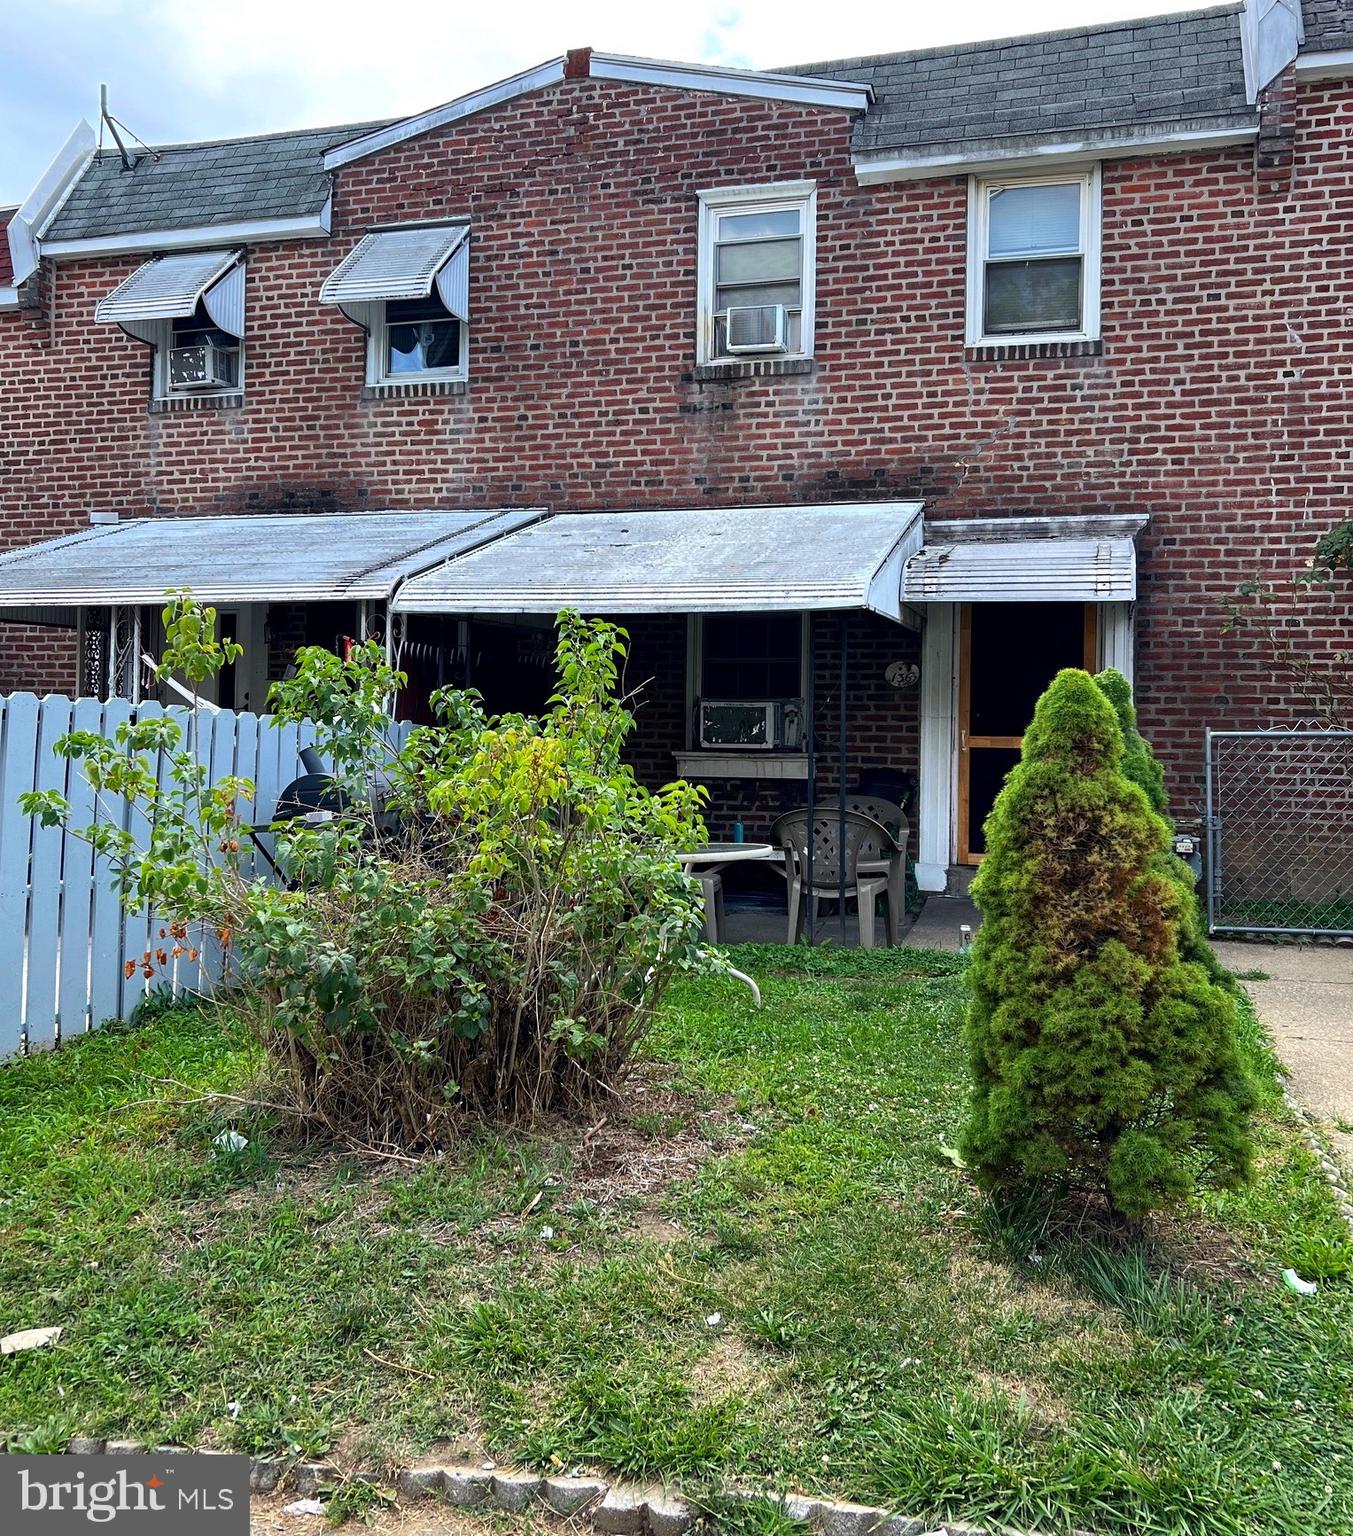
[839,613,848,943]
[805,611,815,947]
[106,605,120,700]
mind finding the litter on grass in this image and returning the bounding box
[1,1326,62,1355]
[282,1499,326,1516]
[1283,1268,1318,1296]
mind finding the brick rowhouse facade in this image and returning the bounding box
[1,59,1350,843]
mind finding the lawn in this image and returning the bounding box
[1,946,1350,1536]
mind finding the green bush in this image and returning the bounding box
[961,668,1255,1222]
[26,598,711,1144]
[1093,667,1231,988]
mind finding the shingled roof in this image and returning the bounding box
[1303,0,1353,50]
[43,120,387,243]
[787,5,1255,167]
[33,7,1267,244]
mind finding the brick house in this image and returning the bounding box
[0,0,1348,894]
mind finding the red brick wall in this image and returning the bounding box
[1,74,1350,818]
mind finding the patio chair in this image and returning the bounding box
[845,795,910,939]
[770,809,896,948]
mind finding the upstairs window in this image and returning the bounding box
[94,250,245,400]
[166,303,241,392]
[966,169,1100,346]
[377,294,464,381]
[319,224,470,388]
[697,183,816,365]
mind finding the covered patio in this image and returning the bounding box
[0,501,1144,942]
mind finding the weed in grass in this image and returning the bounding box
[6,1418,75,1455]
[744,1307,811,1351]
[694,1493,810,1536]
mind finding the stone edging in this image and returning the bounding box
[1280,1075,1353,1235]
[59,1441,989,1536]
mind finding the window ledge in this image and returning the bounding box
[361,379,467,400]
[149,392,244,414]
[673,751,809,782]
[964,339,1103,361]
[689,358,816,383]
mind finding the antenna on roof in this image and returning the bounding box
[98,85,157,172]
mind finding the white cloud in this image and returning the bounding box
[0,0,1221,201]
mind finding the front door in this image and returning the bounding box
[958,601,1097,862]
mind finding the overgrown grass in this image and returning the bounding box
[1,948,1350,1535]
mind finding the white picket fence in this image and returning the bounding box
[0,692,412,1059]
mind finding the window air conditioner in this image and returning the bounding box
[724,304,787,353]
[168,340,240,390]
[699,699,803,750]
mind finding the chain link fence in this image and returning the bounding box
[1204,728,1353,938]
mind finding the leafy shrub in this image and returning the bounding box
[960,668,1255,1222]
[26,598,710,1145]
[1093,667,1232,988]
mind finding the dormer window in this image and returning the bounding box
[320,224,470,389]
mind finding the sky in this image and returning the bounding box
[0,0,1218,205]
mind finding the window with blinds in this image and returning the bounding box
[697,183,816,366]
[967,169,1101,346]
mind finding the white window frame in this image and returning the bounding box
[366,298,468,387]
[149,317,245,401]
[965,166,1101,347]
[696,181,816,366]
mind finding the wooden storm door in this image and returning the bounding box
[957,601,1098,863]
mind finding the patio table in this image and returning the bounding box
[678,842,775,1007]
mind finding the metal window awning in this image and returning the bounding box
[901,515,1146,603]
[390,503,927,621]
[0,508,545,612]
[319,225,470,321]
[95,249,245,338]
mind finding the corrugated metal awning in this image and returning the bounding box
[392,503,926,621]
[95,249,245,336]
[319,225,470,319]
[0,509,545,608]
[901,515,1146,603]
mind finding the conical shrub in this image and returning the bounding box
[1093,667,1231,988]
[961,668,1254,1221]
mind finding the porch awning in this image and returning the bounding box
[901,515,1146,603]
[0,508,545,610]
[95,250,244,336]
[390,503,927,621]
[319,225,470,320]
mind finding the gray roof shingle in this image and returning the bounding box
[42,7,1267,242]
[1302,0,1353,50]
[44,120,389,242]
[785,5,1256,163]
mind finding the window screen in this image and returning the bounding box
[701,613,802,700]
[982,181,1084,336]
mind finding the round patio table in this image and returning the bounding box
[679,842,775,1007]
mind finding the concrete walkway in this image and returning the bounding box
[1214,941,1353,1166]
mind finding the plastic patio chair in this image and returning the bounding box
[770,808,896,948]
